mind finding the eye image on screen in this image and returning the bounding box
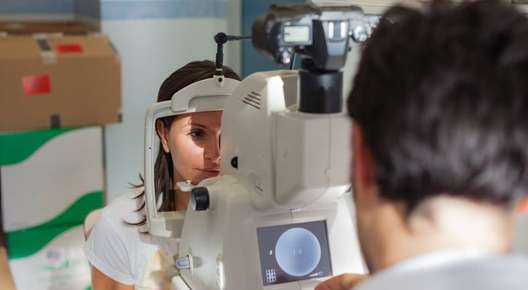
[256,221,332,286]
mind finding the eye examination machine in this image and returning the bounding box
[143,3,375,290]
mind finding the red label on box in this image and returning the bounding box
[56,43,83,54]
[21,74,51,96]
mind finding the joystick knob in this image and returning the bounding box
[191,187,210,211]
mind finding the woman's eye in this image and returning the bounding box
[189,129,205,139]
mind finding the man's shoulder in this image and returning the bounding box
[357,255,528,290]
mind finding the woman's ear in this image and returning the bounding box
[156,120,171,154]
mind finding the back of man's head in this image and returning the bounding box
[349,0,528,211]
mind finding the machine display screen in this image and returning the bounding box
[283,26,311,43]
[257,221,332,286]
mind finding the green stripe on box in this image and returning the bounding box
[6,191,103,259]
[0,128,74,166]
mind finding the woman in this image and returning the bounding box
[85,60,241,290]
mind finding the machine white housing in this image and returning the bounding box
[173,71,365,290]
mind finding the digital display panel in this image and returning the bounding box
[283,26,311,43]
[257,221,332,286]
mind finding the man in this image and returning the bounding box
[317,0,528,289]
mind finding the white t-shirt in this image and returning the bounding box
[84,190,174,290]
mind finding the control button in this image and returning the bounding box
[231,156,238,169]
[191,187,210,211]
[265,268,277,283]
[175,255,192,270]
[351,24,369,42]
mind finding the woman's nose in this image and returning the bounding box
[204,135,221,161]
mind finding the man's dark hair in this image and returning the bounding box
[348,0,528,210]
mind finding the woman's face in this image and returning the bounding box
[158,111,222,185]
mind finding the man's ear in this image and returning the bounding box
[517,197,528,215]
[156,120,171,154]
[352,121,377,195]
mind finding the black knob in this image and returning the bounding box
[231,156,238,169]
[191,187,210,211]
[214,32,228,44]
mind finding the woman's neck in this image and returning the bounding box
[174,187,191,211]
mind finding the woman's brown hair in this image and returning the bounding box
[131,60,240,224]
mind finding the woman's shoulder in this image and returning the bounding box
[85,187,163,286]
[99,187,145,227]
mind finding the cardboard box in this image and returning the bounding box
[0,127,104,232]
[0,126,104,290]
[0,21,99,35]
[7,226,92,290]
[0,32,121,132]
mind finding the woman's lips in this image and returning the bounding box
[197,168,220,174]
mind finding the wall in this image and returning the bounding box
[0,0,74,20]
[75,0,100,20]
